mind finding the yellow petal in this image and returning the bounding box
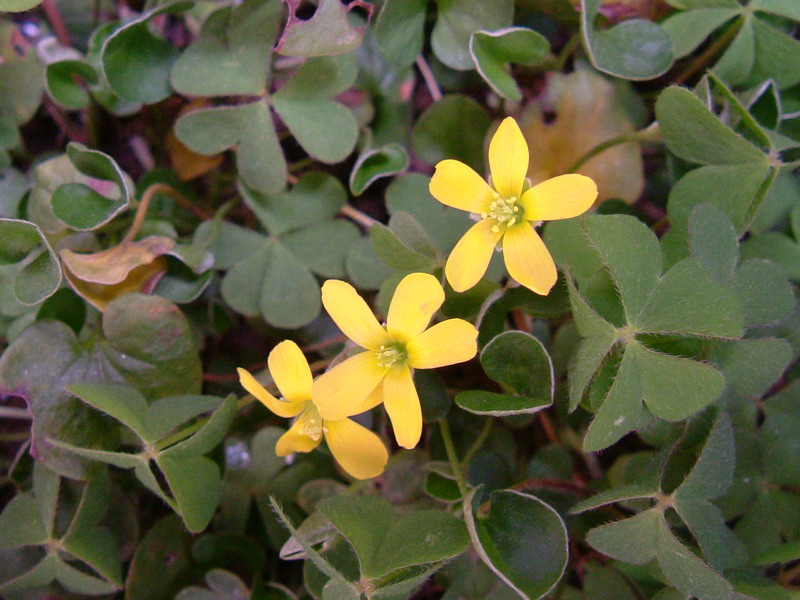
[321,280,390,351]
[429,159,494,214]
[386,273,445,342]
[502,223,558,295]
[356,384,384,414]
[489,117,528,200]
[237,368,305,418]
[519,174,598,221]
[276,411,323,456]
[268,340,312,403]
[312,352,387,421]
[406,319,478,369]
[445,219,503,293]
[383,365,422,449]
[324,418,388,479]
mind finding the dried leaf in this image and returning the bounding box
[520,70,644,204]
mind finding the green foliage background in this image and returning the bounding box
[0,0,799,599]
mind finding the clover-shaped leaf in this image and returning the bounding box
[0,293,202,479]
[50,383,235,532]
[101,1,193,104]
[51,143,134,231]
[469,27,550,102]
[0,21,44,149]
[292,494,469,595]
[662,0,800,89]
[456,331,554,416]
[431,0,513,71]
[0,463,122,596]
[0,218,62,305]
[546,214,743,451]
[277,0,368,57]
[580,0,674,80]
[573,411,741,600]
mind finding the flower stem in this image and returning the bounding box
[123,183,185,242]
[416,55,443,102]
[461,417,492,467]
[439,419,469,498]
[566,122,660,174]
[0,406,31,420]
[339,204,377,228]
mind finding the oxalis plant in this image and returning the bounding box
[0,1,799,600]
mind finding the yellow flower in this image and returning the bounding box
[237,340,388,480]
[429,116,598,295]
[313,273,478,449]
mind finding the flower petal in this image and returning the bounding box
[383,365,422,449]
[321,279,390,351]
[276,413,322,456]
[503,223,557,295]
[268,340,312,403]
[386,273,445,342]
[312,352,387,421]
[489,117,528,200]
[445,219,503,293]
[324,418,388,480]
[429,159,494,214]
[519,174,598,221]
[406,319,478,369]
[237,368,305,418]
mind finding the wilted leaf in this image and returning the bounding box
[520,70,644,204]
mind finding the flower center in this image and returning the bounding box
[375,343,406,369]
[482,192,522,232]
[300,405,325,441]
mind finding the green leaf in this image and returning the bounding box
[175,101,286,194]
[633,258,744,337]
[367,510,470,578]
[346,236,393,290]
[748,17,800,90]
[0,494,48,547]
[0,294,201,478]
[370,223,437,272]
[158,455,221,533]
[0,20,44,133]
[570,484,658,514]
[753,0,800,19]
[633,342,724,422]
[586,509,659,565]
[316,495,395,576]
[580,0,674,80]
[654,516,733,600]
[125,515,192,600]
[349,144,409,196]
[464,487,568,600]
[581,215,661,319]
[412,95,491,171]
[220,236,322,328]
[45,60,99,110]
[101,1,193,103]
[662,8,740,58]
[0,218,62,305]
[51,142,134,231]
[713,337,793,399]
[456,331,553,416]
[66,383,149,441]
[171,0,282,96]
[277,0,365,57]
[374,0,426,67]
[688,204,739,280]
[271,54,359,163]
[655,86,767,165]
[282,220,360,278]
[733,259,795,327]
[431,0,514,70]
[712,16,754,86]
[668,163,771,237]
[470,28,550,101]
[0,0,44,10]
[159,395,236,458]
[242,171,347,236]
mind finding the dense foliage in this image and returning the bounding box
[1,0,799,599]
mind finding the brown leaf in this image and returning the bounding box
[519,70,644,205]
[60,236,175,311]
